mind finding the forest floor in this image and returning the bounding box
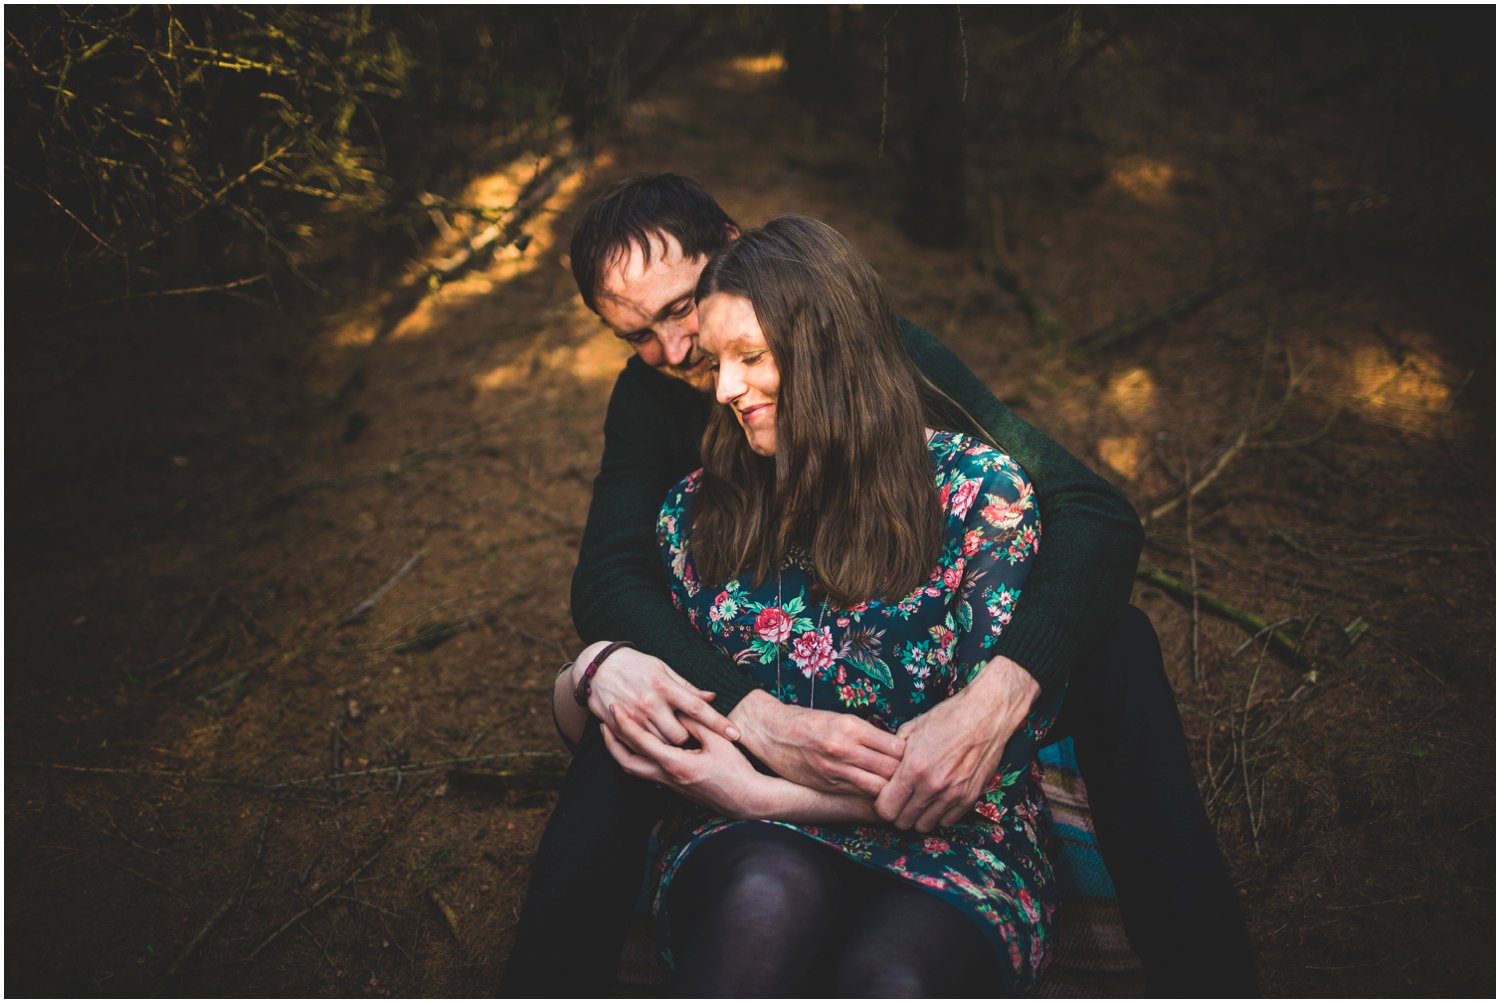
[7,27,1494,998]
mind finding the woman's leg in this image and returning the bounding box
[666,824,848,996]
[832,873,1009,997]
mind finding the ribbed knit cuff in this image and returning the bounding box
[705,664,760,716]
[990,616,1081,698]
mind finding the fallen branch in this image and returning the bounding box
[1078,271,1246,355]
[340,550,426,626]
[25,751,567,791]
[326,150,574,410]
[1137,563,1309,668]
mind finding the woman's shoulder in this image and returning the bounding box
[659,468,704,524]
[928,430,1028,482]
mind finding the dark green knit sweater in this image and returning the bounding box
[569,319,1144,712]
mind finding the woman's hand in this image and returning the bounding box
[582,644,739,748]
[602,710,776,820]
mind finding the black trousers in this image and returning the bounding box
[498,606,1257,996]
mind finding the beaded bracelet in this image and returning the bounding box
[572,640,636,707]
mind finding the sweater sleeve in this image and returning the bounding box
[899,318,1145,695]
[569,365,758,713]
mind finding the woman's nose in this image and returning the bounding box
[715,363,742,405]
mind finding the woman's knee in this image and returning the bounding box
[673,825,842,926]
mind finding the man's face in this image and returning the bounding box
[594,232,714,391]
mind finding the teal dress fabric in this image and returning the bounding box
[651,431,1064,988]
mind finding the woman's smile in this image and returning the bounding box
[697,292,781,457]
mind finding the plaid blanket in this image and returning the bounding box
[616,737,1143,994]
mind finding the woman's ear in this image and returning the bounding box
[724,224,741,242]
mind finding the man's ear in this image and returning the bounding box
[725,224,741,242]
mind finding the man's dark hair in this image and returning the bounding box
[569,173,737,314]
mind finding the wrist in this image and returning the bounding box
[972,655,1041,703]
[727,689,780,756]
[572,640,635,707]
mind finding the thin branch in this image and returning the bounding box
[247,849,379,962]
[18,274,270,324]
[162,810,271,983]
[1146,427,1248,526]
[340,550,427,626]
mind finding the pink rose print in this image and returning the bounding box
[754,606,792,643]
[962,529,984,557]
[790,626,835,678]
[950,479,981,520]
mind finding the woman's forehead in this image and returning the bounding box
[698,293,764,353]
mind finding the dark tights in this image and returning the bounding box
[667,824,1007,998]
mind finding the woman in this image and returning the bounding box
[554,216,1059,996]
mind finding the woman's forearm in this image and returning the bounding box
[746,775,883,825]
[552,641,614,747]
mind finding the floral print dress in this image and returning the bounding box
[651,431,1063,988]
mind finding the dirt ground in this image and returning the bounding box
[7,20,1494,998]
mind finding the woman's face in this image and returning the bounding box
[698,292,781,457]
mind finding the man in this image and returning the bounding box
[501,174,1255,995]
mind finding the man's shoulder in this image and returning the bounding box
[608,356,703,416]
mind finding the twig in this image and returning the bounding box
[18,274,271,324]
[1239,634,1273,862]
[426,887,465,950]
[148,637,227,691]
[1229,618,1296,659]
[340,550,426,626]
[1184,460,1204,690]
[247,849,380,962]
[1146,428,1249,526]
[161,810,271,985]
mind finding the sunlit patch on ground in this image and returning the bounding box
[1328,338,1456,437]
[711,52,787,90]
[1107,154,1180,203]
[1097,434,1147,479]
[1302,332,1464,434]
[730,53,786,76]
[1105,366,1158,420]
[473,326,628,392]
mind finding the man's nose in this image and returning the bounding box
[661,312,698,366]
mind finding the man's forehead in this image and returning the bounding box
[600,230,691,289]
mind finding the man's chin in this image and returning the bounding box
[669,361,715,392]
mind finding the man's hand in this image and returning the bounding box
[874,655,1040,833]
[582,644,739,750]
[729,689,905,797]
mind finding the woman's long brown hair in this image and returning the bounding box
[691,216,947,607]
